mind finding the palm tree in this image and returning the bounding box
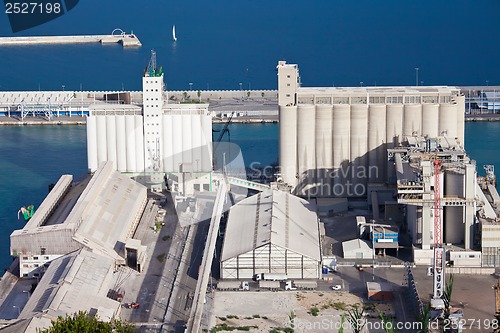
[347,304,365,333]
[379,310,398,333]
[417,303,431,333]
[288,310,296,332]
[338,313,346,333]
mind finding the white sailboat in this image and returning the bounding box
[172,25,177,42]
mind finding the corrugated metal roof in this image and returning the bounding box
[20,249,119,322]
[221,190,320,261]
[342,239,372,254]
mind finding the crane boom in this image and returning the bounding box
[432,159,446,309]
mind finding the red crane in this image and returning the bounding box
[432,158,445,309]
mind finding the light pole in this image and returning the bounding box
[415,67,419,86]
[189,82,193,91]
[239,82,242,91]
[371,219,375,281]
[360,81,363,87]
[486,80,489,87]
[62,84,65,92]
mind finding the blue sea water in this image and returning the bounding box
[1,0,500,91]
[1,1,500,270]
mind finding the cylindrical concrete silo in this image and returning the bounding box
[125,115,137,172]
[439,103,458,138]
[455,94,465,144]
[368,104,387,183]
[96,116,107,166]
[191,115,203,172]
[332,104,350,191]
[134,115,145,173]
[422,104,439,138]
[279,106,298,186]
[403,104,422,137]
[116,116,127,172]
[386,104,403,183]
[315,104,333,194]
[444,169,466,244]
[162,115,174,172]
[201,114,213,172]
[86,116,98,172]
[105,115,117,169]
[297,105,316,192]
[171,114,183,173]
[350,104,368,194]
[182,114,193,165]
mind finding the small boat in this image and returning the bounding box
[172,25,177,42]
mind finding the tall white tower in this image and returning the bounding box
[143,51,165,191]
[277,61,300,106]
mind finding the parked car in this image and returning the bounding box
[331,284,342,291]
[124,302,140,309]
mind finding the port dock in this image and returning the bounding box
[0,30,141,47]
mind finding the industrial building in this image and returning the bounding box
[389,136,500,266]
[0,249,121,333]
[86,52,213,194]
[220,189,322,279]
[277,61,465,198]
[10,162,147,278]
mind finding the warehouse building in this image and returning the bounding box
[277,61,465,198]
[10,162,147,278]
[0,249,121,333]
[220,189,321,279]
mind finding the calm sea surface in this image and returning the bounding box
[1,0,500,269]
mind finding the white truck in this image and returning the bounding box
[217,281,249,291]
[291,280,318,290]
[253,273,288,281]
[259,280,280,291]
[285,281,297,290]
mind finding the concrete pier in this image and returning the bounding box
[0,34,142,47]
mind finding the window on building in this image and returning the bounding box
[22,256,28,260]
[33,256,38,260]
[44,256,49,260]
[34,264,39,267]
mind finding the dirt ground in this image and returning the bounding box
[211,290,392,332]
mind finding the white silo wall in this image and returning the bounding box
[332,104,350,187]
[172,114,183,173]
[86,116,98,172]
[386,104,403,183]
[134,115,145,172]
[315,105,333,193]
[125,115,137,172]
[455,95,465,143]
[315,105,333,169]
[279,106,298,186]
[297,105,316,176]
[182,114,193,165]
[445,169,465,197]
[445,206,464,244]
[201,114,213,172]
[386,104,403,147]
[116,116,127,172]
[403,104,422,137]
[422,104,439,138]
[192,115,203,172]
[350,104,368,191]
[105,115,117,169]
[368,104,386,183]
[162,115,174,172]
[439,104,458,138]
[96,116,107,166]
